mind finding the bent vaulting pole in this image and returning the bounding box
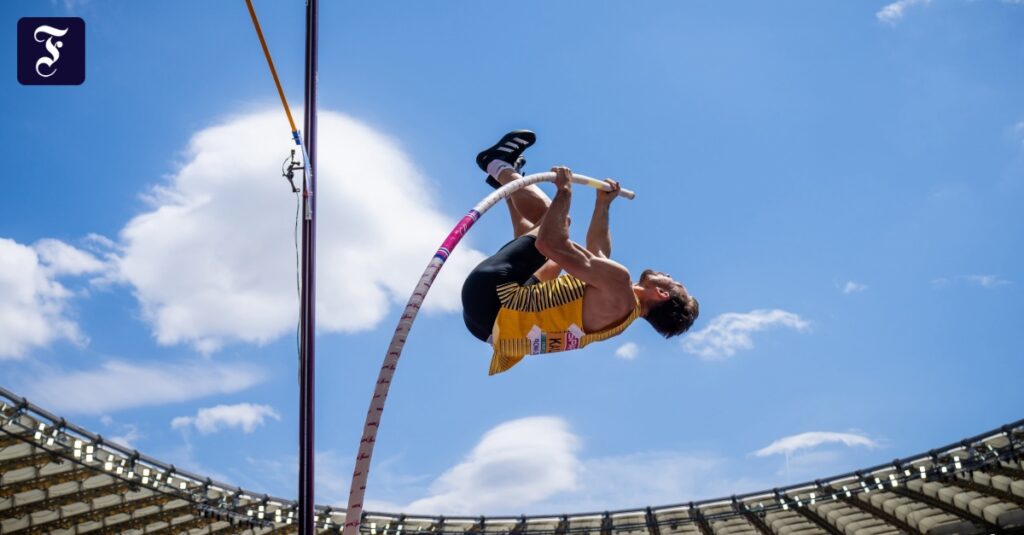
[342,173,634,535]
[298,0,318,534]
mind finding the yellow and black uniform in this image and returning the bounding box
[462,235,641,375]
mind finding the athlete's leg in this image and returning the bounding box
[532,259,562,281]
[498,176,563,281]
[506,197,535,238]
[476,130,562,282]
[495,167,551,226]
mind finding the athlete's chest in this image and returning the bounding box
[581,286,635,333]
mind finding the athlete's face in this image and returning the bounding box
[639,269,685,301]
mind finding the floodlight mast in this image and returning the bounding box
[298,0,318,534]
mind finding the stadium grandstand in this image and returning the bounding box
[2,386,1023,535]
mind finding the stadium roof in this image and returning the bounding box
[2,386,1023,535]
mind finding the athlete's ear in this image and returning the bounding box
[656,287,670,300]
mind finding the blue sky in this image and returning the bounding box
[1,0,1022,515]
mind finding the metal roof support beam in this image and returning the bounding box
[740,511,774,535]
[828,489,919,534]
[889,486,1003,534]
[0,467,94,498]
[733,497,773,535]
[467,516,486,535]
[7,493,172,535]
[0,431,33,450]
[92,503,192,534]
[1,480,132,520]
[143,514,217,535]
[985,464,1024,481]
[952,476,1024,508]
[689,506,713,535]
[645,507,661,535]
[210,520,269,535]
[789,505,843,535]
[554,516,569,535]
[510,515,528,535]
[0,451,59,473]
[393,514,407,535]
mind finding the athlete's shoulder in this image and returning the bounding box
[555,273,588,289]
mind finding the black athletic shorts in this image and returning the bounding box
[462,235,548,342]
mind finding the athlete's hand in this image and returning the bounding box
[552,166,573,192]
[595,179,620,206]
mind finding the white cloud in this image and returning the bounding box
[546,451,762,513]
[109,424,142,448]
[404,417,581,514]
[373,417,765,515]
[615,341,639,360]
[172,403,280,434]
[963,275,1010,288]
[155,432,234,486]
[876,0,931,24]
[33,238,106,276]
[932,274,1010,289]
[56,0,91,10]
[99,415,143,449]
[0,237,103,359]
[841,281,868,294]
[110,110,486,353]
[754,431,878,457]
[22,360,265,414]
[681,309,810,360]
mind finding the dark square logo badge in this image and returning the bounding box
[18,17,85,85]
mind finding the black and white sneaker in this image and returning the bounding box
[485,155,526,189]
[476,129,536,173]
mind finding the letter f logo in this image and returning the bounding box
[33,25,69,78]
[18,17,85,85]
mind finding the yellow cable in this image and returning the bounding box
[244,0,299,136]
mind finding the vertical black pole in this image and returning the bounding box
[299,0,318,533]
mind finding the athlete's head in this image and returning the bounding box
[637,269,699,338]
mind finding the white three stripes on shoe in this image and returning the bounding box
[497,146,514,153]
[512,137,529,145]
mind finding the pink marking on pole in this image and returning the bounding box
[434,211,480,260]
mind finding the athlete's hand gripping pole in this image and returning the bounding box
[572,175,636,200]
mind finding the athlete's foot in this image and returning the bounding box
[476,129,536,175]
[485,155,526,189]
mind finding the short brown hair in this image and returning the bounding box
[644,287,699,338]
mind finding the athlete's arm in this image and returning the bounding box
[586,179,620,258]
[536,168,631,290]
